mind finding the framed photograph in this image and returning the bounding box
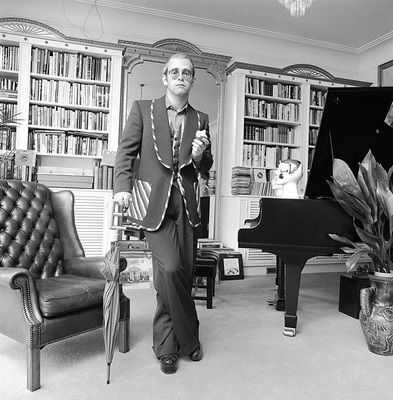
[119,249,153,289]
[378,60,393,86]
[218,253,244,281]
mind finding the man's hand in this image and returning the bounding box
[192,130,209,161]
[113,191,131,209]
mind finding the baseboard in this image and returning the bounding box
[243,263,347,277]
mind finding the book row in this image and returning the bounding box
[29,105,109,131]
[309,128,319,146]
[30,78,110,108]
[310,90,326,107]
[28,130,108,157]
[244,124,295,144]
[0,158,24,180]
[242,144,301,168]
[36,165,114,190]
[0,102,18,119]
[1,161,114,190]
[245,98,300,122]
[0,78,18,92]
[0,127,16,150]
[309,109,323,125]
[250,168,276,196]
[0,45,19,71]
[245,78,301,100]
[308,148,316,169]
[31,48,112,82]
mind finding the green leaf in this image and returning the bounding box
[328,233,356,247]
[358,164,377,220]
[375,161,389,188]
[388,165,393,192]
[331,159,362,196]
[327,181,373,228]
[376,182,393,234]
[354,225,381,253]
[345,250,370,273]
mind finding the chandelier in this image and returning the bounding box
[279,0,313,18]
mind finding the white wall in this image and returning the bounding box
[2,0,390,85]
[359,39,393,84]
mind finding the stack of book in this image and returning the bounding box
[95,149,116,190]
[231,166,251,195]
[197,239,223,249]
[0,89,17,99]
[37,166,94,189]
[207,170,216,195]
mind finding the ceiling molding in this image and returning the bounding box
[358,30,393,53]
[76,0,392,54]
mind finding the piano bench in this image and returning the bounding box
[193,251,218,309]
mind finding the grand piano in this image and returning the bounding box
[238,86,393,337]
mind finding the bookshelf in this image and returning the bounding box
[0,18,124,255]
[0,43,18,154]
[220,62,371,273]
[308,86,327,171]
[242,76,302,196]
[0,18,122,186]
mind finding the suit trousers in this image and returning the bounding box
[143,185,200,358]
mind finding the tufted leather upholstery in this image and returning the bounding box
[0,180,130,391]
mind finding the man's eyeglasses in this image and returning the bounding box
[167,68,193,81]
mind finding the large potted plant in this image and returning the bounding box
[328,150,393,355]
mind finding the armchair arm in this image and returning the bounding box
[62,256,106,279]
[0,267,44,345]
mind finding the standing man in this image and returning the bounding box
[114,53,213,374]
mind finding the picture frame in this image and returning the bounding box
[218,253,244,281]
[119,249,153,288]
[378,60,393,86]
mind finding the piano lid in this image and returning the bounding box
[305,86,393,199]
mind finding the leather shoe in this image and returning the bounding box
[159,353,178,374]
[188,345,203,362]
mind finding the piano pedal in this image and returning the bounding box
[266,298,277,307]
[283,327,296,337]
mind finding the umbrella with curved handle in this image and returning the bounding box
[101,243,121,384]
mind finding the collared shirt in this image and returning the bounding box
[165,97,188,143]
[165,97,188,181]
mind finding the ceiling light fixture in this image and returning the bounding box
[279,0,313,18]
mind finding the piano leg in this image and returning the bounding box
[282,257,305,337]
[275,257,285,311]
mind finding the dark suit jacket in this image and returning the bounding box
[114,96,213,231]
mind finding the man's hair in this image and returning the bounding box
[162,53,195,77]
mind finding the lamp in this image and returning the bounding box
[279,0,313,18]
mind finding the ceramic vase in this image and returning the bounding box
[359,272,393,355]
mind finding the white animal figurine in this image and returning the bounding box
[272,159,303,199]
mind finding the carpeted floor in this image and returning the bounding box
[0,272,391,400]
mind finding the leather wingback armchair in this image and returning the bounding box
[0,180,130,391]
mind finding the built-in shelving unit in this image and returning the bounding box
[0,18,124,255]
[0,18,122,180]
[0,43,19,157]
[221,62,371,274]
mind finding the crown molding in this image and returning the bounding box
[76,0,393,54]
